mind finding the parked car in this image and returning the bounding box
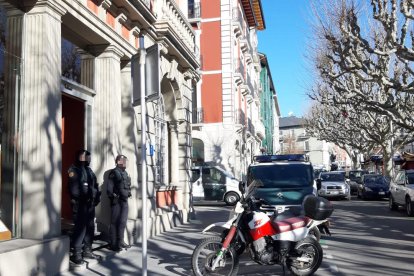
[246,154,317,215]
[191,165,241,205]
[347,169,368,195]
[317,171,351,200]
[313,167,327,180]
[357,174,390,200]
[389,169,414,216]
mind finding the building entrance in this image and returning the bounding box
[61,94,85,221]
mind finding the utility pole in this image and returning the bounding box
[139,33,148,276]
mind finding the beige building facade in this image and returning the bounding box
[0,0,199,274]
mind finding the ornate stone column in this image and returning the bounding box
[120,62,139,219]
[168,122,179,185]
[4,2,65,239]
[89,45,123,177]
[81,45,123,231]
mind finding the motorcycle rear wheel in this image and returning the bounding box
[286,237,323,276]
[192,236,239,276]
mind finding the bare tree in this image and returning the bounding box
[307,0,414,175]
[308,0,414,128]
[61,39,81,82]
[281,133,303,154]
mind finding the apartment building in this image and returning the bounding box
[279,116,351,170]
[259,53,280,154]
[190,0,266,180]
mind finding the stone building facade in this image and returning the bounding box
[0,0,199,274]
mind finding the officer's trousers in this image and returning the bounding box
[71,202,95,253]
[110,200,129,246]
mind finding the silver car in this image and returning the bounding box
[317,171,351,200]
[389,169,414,216]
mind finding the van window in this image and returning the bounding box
[191,169,201,182]
[202,167,226,184]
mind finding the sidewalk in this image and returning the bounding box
[59,205,222,276]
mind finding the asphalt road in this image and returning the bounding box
[193,197,414,276]
[61,198,414,275]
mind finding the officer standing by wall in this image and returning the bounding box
[107,154,132,251]
[68,149,101,264]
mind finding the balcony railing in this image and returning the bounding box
[247,118,255,135]
[254,119,265,139]
[155,0,197,57]
[233,57,245,85]
[246,73,254,96]
[232,7,245,37]
[235,109,246,125]
[188,1,201,19]
[192,107,204,123]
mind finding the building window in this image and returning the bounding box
[0,7,22,241]
[304,141,310,151]
[192,138,204,165]
[61,39,81,83]
[155,96,167,186]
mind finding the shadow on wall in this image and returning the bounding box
[96,169,114,242]
[212,144,223,165]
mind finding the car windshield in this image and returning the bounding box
[364,175,386,185]
[349,171,366,180]
[320,173,345,182]
[407,173,414,184]
[247,163,313,188]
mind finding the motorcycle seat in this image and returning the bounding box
[271,216,311,234]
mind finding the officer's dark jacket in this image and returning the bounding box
[107,167,131,201]
[68,164,100,204]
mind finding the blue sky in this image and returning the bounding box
[258,0,313,118]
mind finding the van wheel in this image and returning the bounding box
[224,192,240,206]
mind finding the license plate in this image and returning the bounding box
[329,191,339,195]
[379,192,385,195]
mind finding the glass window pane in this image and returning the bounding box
[0,7,22,241]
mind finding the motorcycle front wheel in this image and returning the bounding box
[286,237,323,276]
[191,236,239,276]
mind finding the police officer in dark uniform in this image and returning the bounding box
[107,154,132,251]
[68,149,101,264]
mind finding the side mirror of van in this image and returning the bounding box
[316,179,322,190]
[239,181,245,194]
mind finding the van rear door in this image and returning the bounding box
[191,168,204,201]
[202,167,226,200]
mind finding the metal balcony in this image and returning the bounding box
[232,7,244,38]
[188,1,201,21]
[192,107,204,124]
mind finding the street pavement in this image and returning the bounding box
[59,204,229,276]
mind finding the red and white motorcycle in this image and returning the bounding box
[191,181,333,276]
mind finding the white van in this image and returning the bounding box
[191,165,241,205]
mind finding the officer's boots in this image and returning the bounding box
[70,251,84,265]
[119,241,131,249]
[83,247,101,260]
